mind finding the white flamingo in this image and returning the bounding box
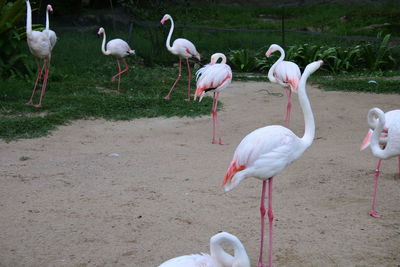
[97,27,135,93]
[161,14,201,101]
[223,60,323,267]
[360,107,400,218]
[266,44,301,126]
[158,232,250,267]
[194,53,232,145]
[25,0,52,108]
[42,4,57,50]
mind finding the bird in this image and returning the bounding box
[25,0,52,108]
[42,4,57,50]
[158,232,250,267]
[223,60,323,267]
[194,53,232,145]
[266,44,301,126]
[97,27,135,93]
[360,107,400,218]
[161,14,201,101]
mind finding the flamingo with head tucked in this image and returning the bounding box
[360,108,400,218]
[194,53,232,145]
[161,14,200,101]
[223,60,323,267]
[266,44,301,126]
[158,232,250,267]
[97,27,135,93]
[25,0,52,108]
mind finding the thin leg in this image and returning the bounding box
[211,92,217,144]
[111,58,129,93]
[185,58,191,101]
[267,177,274,267]
[397,156,400,177]
[34,59,49,108]
[284,87,292,127]
[213,93,226,145]
[164,58,182,100]
[370,159,382,218]
[27,58,45,105]
[258,180,267,267]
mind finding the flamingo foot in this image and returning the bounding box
[184,97,190,102]
[218,138,228,145]
[26,100,33,105]
[111,90,120,94]
[257,263,267,267]
[164,95,170,100]
[33,104,42,108]
[369,210,382,218]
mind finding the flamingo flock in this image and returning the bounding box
[22,5,399,267]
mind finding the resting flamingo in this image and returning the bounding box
[223,60,323,267]
[42,4,57,50]
[97,27,135,93]
[360,108,400,218]
[194,53,232,145]
[158,232,250,267]
[25,0,52,108]
[266,44,301,126]
[161,14,201,101]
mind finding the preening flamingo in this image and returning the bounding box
[360,108,400,218]
[223,60,323,267]
[97,27,135,93]
[161,14,201,101]
[194,53,232,145]
[42,4,57,50]
[266,44,301,126]
[158,232,250,267]
[25,0,52,108]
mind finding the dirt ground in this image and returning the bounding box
[0,81,399,267]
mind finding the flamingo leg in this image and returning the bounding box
[34,59,49,108]
[164,58,182,100]
[185,58,191,101]
[398,156,400,177]
[284,87,292,127]
[211,92,226,145]
[211,92,217,144]
[267,177,274,267]
[258,180,267,267]
[370,159,382,218]
[27,57,45,105]
[112,58,129,93]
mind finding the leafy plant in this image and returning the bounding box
[228,49,259,72]
[359,34,396,71]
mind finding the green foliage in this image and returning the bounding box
[228,49,259,73]
[359,34,396,71]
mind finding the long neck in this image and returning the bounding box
[26,0,32,36]
[210,233,249,267]
[298,66,315,147]
[369,108,387,158]
[100,31,110,55]
[268,47,285,83]
[45,8,50,31]
[165,18,174,51]
[219,54,227,64]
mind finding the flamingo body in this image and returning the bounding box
[27,30,51,59]
[171,38,200,60]
[158,232,250,267]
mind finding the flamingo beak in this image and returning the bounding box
[199,91,206,102]
[265,49,272,57]
[160,18,166,24]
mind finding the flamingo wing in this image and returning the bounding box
[107,39,134,58]
[173,38,200,59]
[274,61,301,91]
[195,63,232,99]
[159,253,215,267]
[42,29,57,50]
[28,31,51,58]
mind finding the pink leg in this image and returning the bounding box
[267,177,274,267]
[370,159,382,218]
[27,58,45,105]
[258,180,267,267]
[212,93,226,145]
[34,59,49,108]
[211,93,217,144]
[185,58,191,101]
[164,58,182,100]
[111,58,129,93]
[284,87,292,127]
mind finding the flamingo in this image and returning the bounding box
[25,0,52,108]
[161,14,201,101]
[194,53,232,145]
[97,27,135,93]
[42,4,57,50]
[266,44,301,126]
[360,108,400,218]
[158,232,250,267]
[223,60,323,267]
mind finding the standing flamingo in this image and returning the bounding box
[158,232,250,267]
[194,53,232,145]
[360,108,400,218]
[97,27,135,93]
[25,0,52,108]
[223,60,323,267]
[266,44,301,126]
[42,4,57,50]
[161,14,201,101]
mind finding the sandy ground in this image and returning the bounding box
[0,81,399,267]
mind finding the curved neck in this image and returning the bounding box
[26,0,32,35]
[298,66,315,147]
[100,31,110,55]
[267,47,285,83]
[210,233,249,267]
[218,54,227,64]
[369,108,387,158]
[165,18,174,51]
[45,8,50,31]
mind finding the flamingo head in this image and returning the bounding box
[265,44,282,57]
[210,53,225,65]
[47,4,53,12]
[161,14,171,24]
[97,27,105,35]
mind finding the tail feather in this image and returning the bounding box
[223,161,246,186]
